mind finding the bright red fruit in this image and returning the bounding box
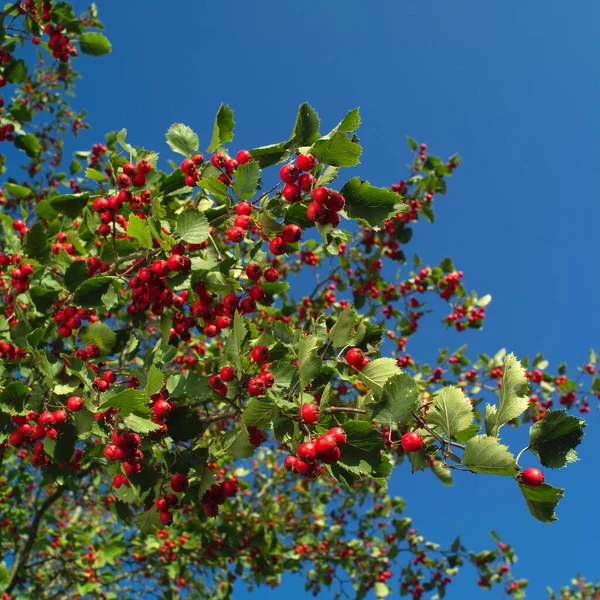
[282,183,302,202]
[297,441,317,463]
[170,473,189,493]
[251,345,270,363]
[279,163,299,183]
[401,432,423,453]
[328,427,347,446]
[296,153,317,171]
[345,347,366,369]
[315,434,336,455]
[306,202,327,223]
[236,149,252,164]
[300,403,319,424]
[269,237,287,255]
[521,468,544,488]
[66,396,84,412]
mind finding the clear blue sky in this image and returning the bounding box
[67,1,599,597]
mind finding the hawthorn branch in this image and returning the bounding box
[0,1,21,25]
[6,484,66,594]
[410,408,465,450]
[323,407,367,415]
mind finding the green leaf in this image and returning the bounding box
[374,582,391,598]
[176,209,209,244]
[126,214,153,249]
[528,409,586,468]
[407,136,418,151]
[207,104,235,152]
[455,424,480,443]
[78,321,116,354]
[371,373,419,426]
[224,311,248,371]
[341,178,403,229]
[79,32,112,56]
[489,353,529,437]
[15,134,40,157]
[242,398,279,428]
[3,182,32,198]
[233,161,260,200]
[0,381,29,415]
[116,128,136,156]
[123,414,162,434]
[145,365,164,397]
[298,334,322,391]
[247,141,287,168]
[357,358,402,399]
[73,276,117,307]
[327,306,356,348]
[134,506,161,534]
[311,132,361,167]
[23,222,49,261]
[44,422,77,464]
[427,386,474,440]
[463,435,518,476]
[287,103,321,149]
[198,176,229,198]
[74,410,94,435]
[85,167,108,182]
[316,165,340,187]
[517,482,563,523]
[29,286,60,314]
[4,58,28,83]
[64,260,88,292]
[99,388,151,417]
[431,461,453,486]
[166,123,199,156]
[222,426,255,459]
[337,421,385,477]
[50,192,90,219]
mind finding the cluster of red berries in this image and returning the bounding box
[246,346,274,396]
[44,23,77,61]
[0,123,15,143]
[54,305,95,337]
[191,283,237,336]
[6,261,33,293]
[345,347,371,371]
[154,474,190,525]
[209,149,253,186]
[127,252,190,317]
[200,478,239,517]
[120,158,153,188]
[7,407,72,454]
[278,154,317,202]
[178,154,204,186]
[284,426,346,478]
[103,429,143,476]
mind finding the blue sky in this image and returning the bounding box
[64,1,599,597]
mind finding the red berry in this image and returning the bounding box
[264,268,280,282]
[521,468,544,488]
[300,403,319,424]
[221,479,238,497]
[159,511,173,525]
[298,172,314,192]
[279,163,299,184]
[282,224,302,243]
[247,426,266,447]
[320,446,341,464]
[306,202,327,223]
[247,377,266,396]
[66,396,84,412]
[251,345,270,363]
[245,263,263,280]
[167,254,187,272]
[219,366,236,382]
[325,191,345,212]
[248,285,267,303]
[296,153,317,171]
[401,432,423,453]
[345,347,366,370]
[269,237,287,256]
[294,458,312,475]
[236,150,252,165]
[315,434,336,455]
[282,183,302,202]
[170,473,189,493]
[312,187,330,205]
[192,153,204,165]
[284,455,297,472]
[137,159,152,174]
[236,202,252,216]
[328,427,347,446]
[211,152,228,169]
[297,441,317,463]
[227,226,245,243]
[53,409,67,424]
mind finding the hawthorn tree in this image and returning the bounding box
[0,3,597,599]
